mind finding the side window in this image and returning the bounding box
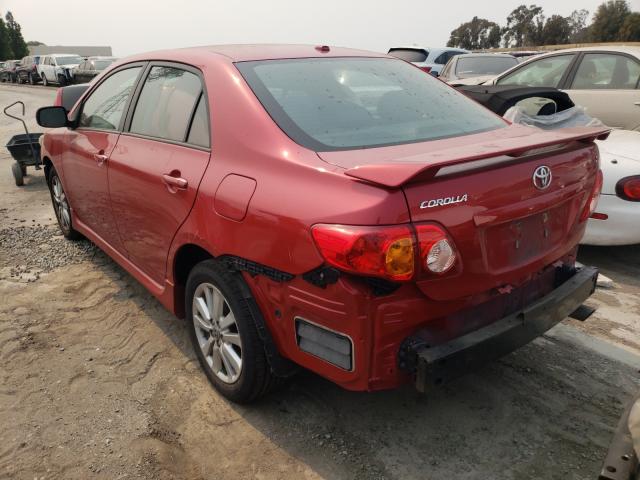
[434,52,449,65]
[187,94,210,148]
[130,66,202,143]
[79,67,141,130]
[570,53,640,90]
[497,54,574,88]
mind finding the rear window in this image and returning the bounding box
[237,57,506,151]
[456,56,518,78]
[388,48,429,63]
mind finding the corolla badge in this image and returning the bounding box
[533,165,552,190]
[420,194,468,209]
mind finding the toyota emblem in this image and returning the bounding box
[533,166,552,190]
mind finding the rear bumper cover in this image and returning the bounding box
[400,265,599,392]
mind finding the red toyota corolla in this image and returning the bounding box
[37,45,608,403]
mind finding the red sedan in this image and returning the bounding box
[37,45,608,403]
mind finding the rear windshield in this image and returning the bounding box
[456,56,518,78]
[237,57,506,151]
[388,48,429,63]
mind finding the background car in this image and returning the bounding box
[387,46,469,76]
[489,46,640,130]
[38,54,83,86]
[439,53,518,86]
[16,55,41,85]
[72,56,117,84]
[0,60,21,83]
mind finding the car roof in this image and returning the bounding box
[531,45,640,56]
[178,44,387,62]
[455,53,516,59]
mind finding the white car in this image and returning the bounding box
[387,46,469,76]
[38,54,83,87]
[489,46,640,131]
[439,53,519,86]
[584,130,640,246]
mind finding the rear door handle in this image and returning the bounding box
[162,174,188,190]
[93,153,108,165]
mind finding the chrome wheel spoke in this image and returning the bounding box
[192,282,243,384]
[222,332,241,347]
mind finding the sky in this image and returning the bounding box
[3,0,640,57]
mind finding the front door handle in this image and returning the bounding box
[93,153,108,165]
[162,173,188,190]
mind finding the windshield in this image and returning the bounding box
[93,60,115,70]
[57,56,82,66]
[455,56,518,78]
[387,48,429,63]
[237,57,506,151]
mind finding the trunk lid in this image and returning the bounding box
[319,125,609,301]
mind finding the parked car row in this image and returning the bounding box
[0,54,117,86]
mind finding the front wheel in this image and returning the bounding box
[11,163,24,186]
[48,168,81,240]
[186,260,278,403]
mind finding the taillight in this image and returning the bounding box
[616,175,640,202]
[311,223,458,281]
[581,169,603,221]
[419,66,432,74]
[415,224,457,274]
[311,224,415,281]
[53,88,63,107]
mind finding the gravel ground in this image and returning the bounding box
[0,84,639,480]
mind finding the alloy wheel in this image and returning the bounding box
[51,175,71,231]
[192,283,243,384]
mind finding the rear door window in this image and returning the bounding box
[388,48,429,63]
[79,67,142,131]
[130,66,203,143]
[570,53,640,90]
[497,54,575,88]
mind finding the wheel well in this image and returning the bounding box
[172,244,214,318]
[42,157,53,182]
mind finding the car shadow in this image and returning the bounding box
[80,244,640,480]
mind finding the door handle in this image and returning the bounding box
[162,174,188,190]
[634,102,640,106]
[93,153,108,165]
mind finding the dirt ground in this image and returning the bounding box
[0,84,639,480]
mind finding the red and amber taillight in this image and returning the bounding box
[311,223,457,282]
[616,175,640,202]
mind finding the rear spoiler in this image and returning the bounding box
[344,127,610,188]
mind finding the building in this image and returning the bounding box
[28,45,113,57]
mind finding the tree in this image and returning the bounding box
[620,12,640,40]
[5,11,28,58]
[503,5,546,47]
[567,9,590,42]
[27,40,45,47]
[447,16,502,50]
[590,0,631,42]
[0,16,13,61]
[541,15,572,45]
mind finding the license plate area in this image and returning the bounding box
[484,201,571,271]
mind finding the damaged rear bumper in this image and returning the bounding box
[400,265,599,392]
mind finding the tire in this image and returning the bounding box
[11,163,24,186]
[48,167,81,240]
[20,164,27,176]
[186,260,278,403]
[42,74,48,87]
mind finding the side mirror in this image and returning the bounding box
[36,106,68,128]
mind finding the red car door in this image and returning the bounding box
[108,64,211,285]
[62,66,143,252]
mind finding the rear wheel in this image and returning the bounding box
[48,168,81,240]
[186,260,278,403]
[11,163,24,186]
